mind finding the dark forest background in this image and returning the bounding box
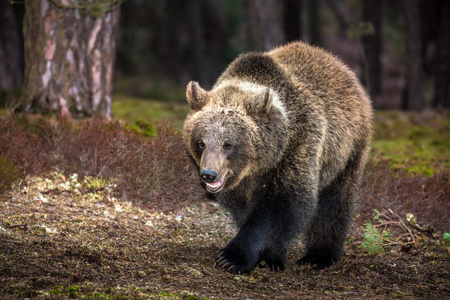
[0,0,449,111]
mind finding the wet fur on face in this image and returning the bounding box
[183,82,289,192]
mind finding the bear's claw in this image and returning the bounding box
[216,247,257,274]
[264,259,285,272]
[297,253,334,270]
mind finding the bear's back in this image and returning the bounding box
[268,42,368,107]
[215,51,289,91]
[216,42,370,112]
[215,42,372,190]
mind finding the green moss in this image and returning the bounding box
[371,138,449,176]
[48,286,63,295]
[111,94,189,131]
[372,111,450,176]
[126,119,157,137]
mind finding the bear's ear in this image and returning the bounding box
[246,87,274,115]
[186,81,209,111]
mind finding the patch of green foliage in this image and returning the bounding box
[361,221,393,255]
[46,285,80,298]
[158,292,181,299]
[48,286,63,295]
[360,210,394,255]
[42,286,79,299]
[112,94,189,132]
[83,176,110,191]
[126,119,157,137]
[443,233,450,241]
[371,138,448,176]
[156,292,209,300]
[67,286,81,298]
[372,110,450,176]
[0,155,24,194]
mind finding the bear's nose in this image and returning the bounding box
[200,169,217,183]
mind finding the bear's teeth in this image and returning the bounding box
[206,175,225,192]
[207,181,221,189]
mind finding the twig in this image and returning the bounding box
[7,224,28,230]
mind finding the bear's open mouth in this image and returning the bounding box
[206,175,226,193]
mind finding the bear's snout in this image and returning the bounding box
[200,168,217,183]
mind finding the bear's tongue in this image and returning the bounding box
[206,175,225,193]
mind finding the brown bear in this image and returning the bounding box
[183,41,373,274]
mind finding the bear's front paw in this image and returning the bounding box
[297,253,334,270]
[261,258,285,272]
[260,248,286,272]
[216,244,259,274]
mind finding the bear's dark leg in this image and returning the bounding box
[217,188,312,274]
[298,154,363,269]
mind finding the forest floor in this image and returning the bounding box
[0,107,449,299]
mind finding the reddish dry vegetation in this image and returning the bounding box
[0,115,202,211]
[0,115,449,299]
[359,163,450,231]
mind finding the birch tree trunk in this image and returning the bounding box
[19,0,121,117]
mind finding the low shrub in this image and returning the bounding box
[0,114,203,210]
[0,154,25,194]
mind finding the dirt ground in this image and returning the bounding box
[1,170,449,299]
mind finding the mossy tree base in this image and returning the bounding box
[19,0,120,118]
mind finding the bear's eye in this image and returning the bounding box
[223,142,233,150]
[198,140,206,150]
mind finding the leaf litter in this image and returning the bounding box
[1,169,449,299]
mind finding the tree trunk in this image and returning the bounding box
[243,0,281,51]
[19,0,121,118]
[167,0,182,83]
[362,0,382,98]
[402,0,425,111]
[307,0,322,46]
[0,0,23,90]
[207,0,228,80]
[188,0,207,86]
[116,0,139,76]
[283,0,302,43]
[433,0,450,108]
[325,0,349,37]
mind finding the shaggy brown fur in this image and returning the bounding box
[183,41,373,273]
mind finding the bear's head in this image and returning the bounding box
[183,80,289,193]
